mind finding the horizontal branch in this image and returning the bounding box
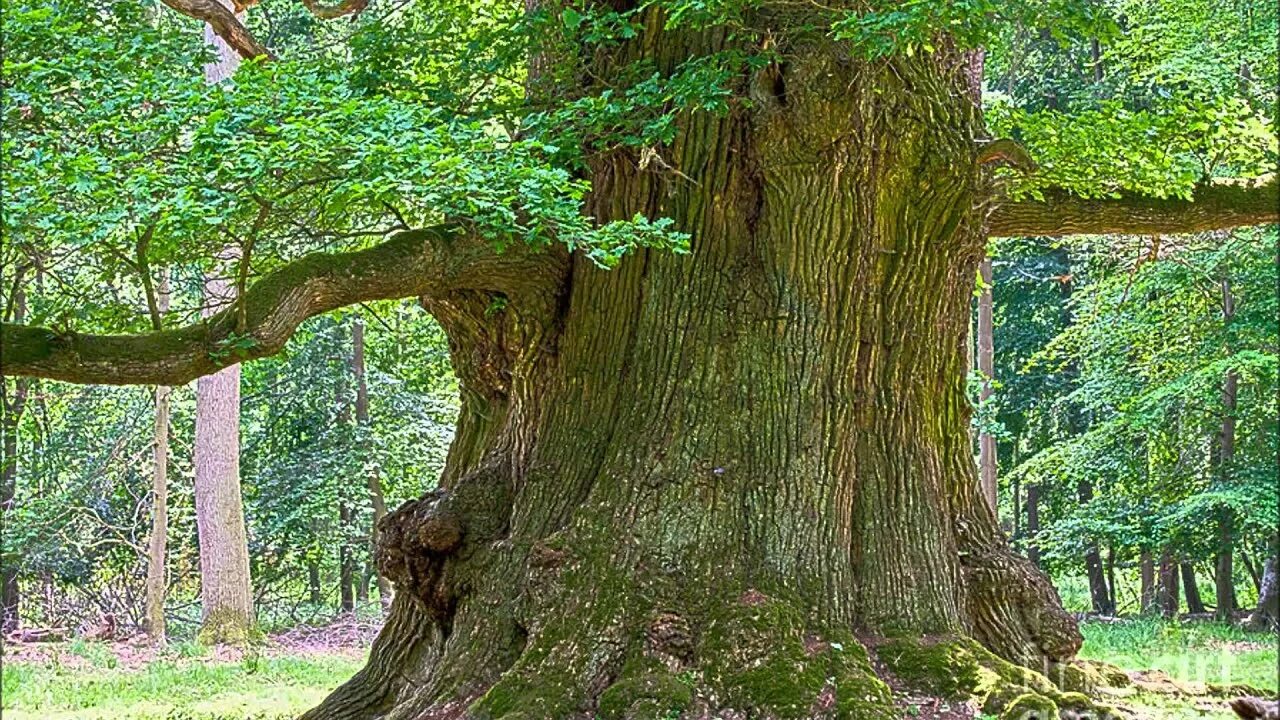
[1,229,567,386]
[988,177,1279,238]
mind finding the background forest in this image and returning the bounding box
[0,0,1277,717]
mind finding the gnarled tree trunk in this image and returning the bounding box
[302,33,1078,720]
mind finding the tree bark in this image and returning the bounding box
[1215,277,1238,621]
[353,318,393,608]
[3,13,1273,719]
[195,247,255,644]
[1180,561,1205,615]
[1247,539,1278,630]
[302,38,1081,720]
[1140,551,1156,614]
[144,271,172,645]
[977,257,997,514]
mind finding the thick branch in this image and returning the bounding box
[160,0,272,60]
[1,229,567,386]
[988,177,1278,238]
[298,0,369,20]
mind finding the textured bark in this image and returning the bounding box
[354,318,394,608]
[988,177,1279,237]
[1,231,565,386]
[302,30,1079,720]
[144,271,172,645]
[976,257,997,514]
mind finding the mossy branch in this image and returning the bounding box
[988,176,1279,238]
[0,228,567,386]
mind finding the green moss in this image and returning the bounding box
[875,638,984,699]
[197,608,259,647]
[999,692,1058,720]
[597,672,693,719]
[469,671,578,720]
[698,593,894,718]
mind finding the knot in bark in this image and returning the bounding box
[376,489,464,622]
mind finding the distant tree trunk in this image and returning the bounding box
[194,8,254,645]
[1214,277,1237,621]
[1180,561,1205,614]
[1025,483,1041,567]
[1106,545,1117,611]
[1,285,29,632]
[1247,540,1278,630]
[1140,551,1156,614]
[340,501,355,613]
[145,271,172,645]
[1079,482,1114,615]
[308,560,322,605]
[195,245,255,643]
[977,257,997,514]
[1157,549,1180,618]
[353,318,392,609]
[1240,549,1262,593]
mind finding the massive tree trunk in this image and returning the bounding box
[4,9,1273,720]
[302,37,1079,720]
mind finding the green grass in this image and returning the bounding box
[1079,617,1278,691]
[1,653,364,720]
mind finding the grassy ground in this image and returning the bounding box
[1,643,363,720]
[1079,617,1278,691]
[1,619,1274,718]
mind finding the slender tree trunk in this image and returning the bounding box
[144,271,172,645]
[193,7,254,645]
[195,246,255,643]
[1240,548,1262,593]
[353,318,392,608]
[1215,277,1237,621]
[1079,481,1114,615]
[340,501,355,613]
[977,257,997,515]
[1180,561,1205,614]
[305,37,1080,719]
[1157,549,1180,618]
[1,285,29,631]
[1140,551,1156,614]
[1106,545,1117,612]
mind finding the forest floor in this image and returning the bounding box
[0,617,1274,719]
